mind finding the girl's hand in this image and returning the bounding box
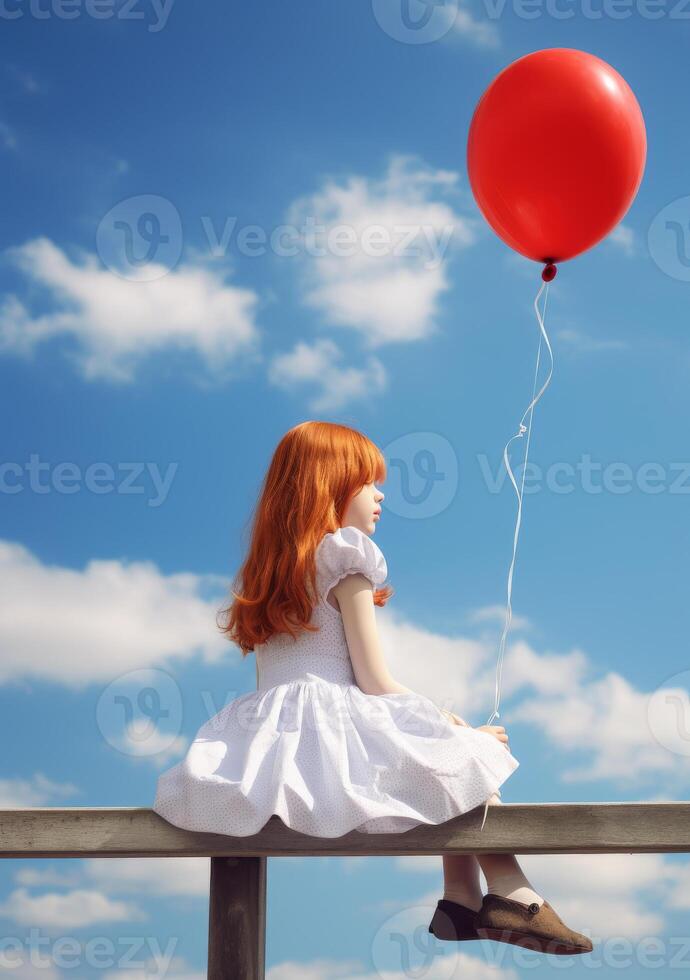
[477,724,511,752]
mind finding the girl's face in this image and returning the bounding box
[342,481,385,536]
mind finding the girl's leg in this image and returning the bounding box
[473,794,544,908]
[441,792,545,910]
[475,852,544,908]
[442,853,483,912]
[440,790,502,912]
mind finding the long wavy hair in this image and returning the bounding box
[217,421,394,655]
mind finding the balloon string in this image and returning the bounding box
[479,276,553,833]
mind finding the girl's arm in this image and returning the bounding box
[332,573,472,727]
[330,572,416,696]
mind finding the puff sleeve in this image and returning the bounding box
[315,525,388,612]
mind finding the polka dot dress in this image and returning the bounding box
[152,525,520,838]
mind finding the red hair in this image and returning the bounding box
[217,421,394,655]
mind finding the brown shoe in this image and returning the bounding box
[428,899,481,941]
[474,893,593,955]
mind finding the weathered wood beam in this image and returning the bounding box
[1,802,689,858]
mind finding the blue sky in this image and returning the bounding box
[2,0,690,977]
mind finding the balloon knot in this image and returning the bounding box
[542,262,557,282]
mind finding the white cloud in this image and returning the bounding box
[607,223,636,256]
[7,858,210,944]
[113,721,189,765]
[498,638,592,699]
[6,64,41,94]
[267,965,363,980]
[377,608,488,716]
[285,154,475,347]
[451,6,500,48]
[302,264,449,345]
[268,337,386,411]
[102,960,204,980]
[0,539,229,688]
[666,859,690,911]
[0,887,143,930]
[0,237,261,382]
[83,857,210,897]
[0,773,80,807]
[15,867,83,888]
[266,955,515,980]
[375,0,500,49]
[0,950,61,980]
[557,327,628,352]
[467,604,531,632]
[0,122,17,150]
[509,668,690,786]
[376,608,690,789]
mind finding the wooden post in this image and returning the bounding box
[208,855,267,980]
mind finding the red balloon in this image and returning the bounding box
[467,48,647,267]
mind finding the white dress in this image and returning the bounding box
[152,525,520,838]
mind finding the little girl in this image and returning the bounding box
[153,420,592,955]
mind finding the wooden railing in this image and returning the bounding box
[2,802,689,979]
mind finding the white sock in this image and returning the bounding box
[485,870,544,908]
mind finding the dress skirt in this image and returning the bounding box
[152,672,520,839]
